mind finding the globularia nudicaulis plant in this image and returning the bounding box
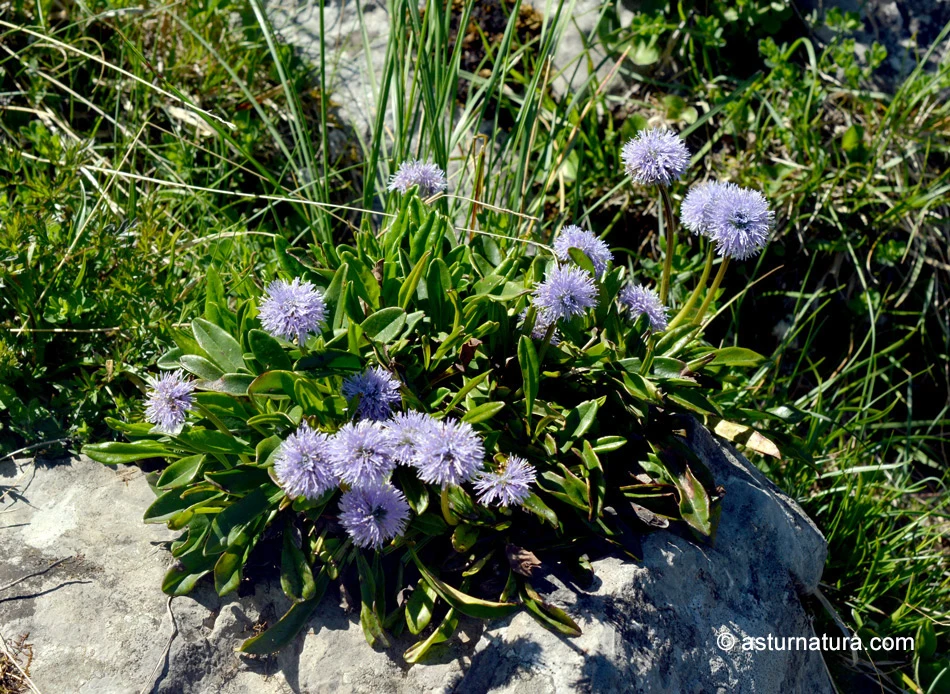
[84,127,778,659]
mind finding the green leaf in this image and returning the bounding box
[462,401,505,424]
[157,348,184,370]
[144,489,220,524]
[205,466,275,494]
[567,247,596,276]
[395,467,429,515]
[174,429,251,456]
[239,571,331,654]
[521,582,582,636]
[248,329,294,371]
[409,513,449,537]
[592,436,627,453]
[207,488,272,554]
[406,578,438,635]
[356,553,389,648]
[162,542,218,595]
[399,251,430,309]
[192,318,245,373]
[281,528,316,602]
[361,307,406,344]
[426,257,451,326]
[157,454,205,490]
[581,441,606,521]
[82,441,173,465]
[451,523,480,553]
[521,493,559,528]
[404,608,458,663]
[408,548,518,620]
[563,399,601,441]
[180,354,225,381]
[248,370,299,396]
[518,335,539,419]
[213,374,255,396]
[666,387,721,416]
[441,370,491,416]
[214,541,251,596]
[691,346,766,370]
[654,324,700,358]
[295,350,363,375]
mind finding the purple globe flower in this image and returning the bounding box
[259,278,327,345]
[518,309,561,345]
[274,422,337,500]
[384,411,439,466]
[707,185,775,260]
[338,484,411,549]
[531,265,599,323]
[621,127,690,187]
[144,370,195,434]
[342,366,402,421]
[387,160,448,197]
[328,421,397,490]
[553,225,613,277]
[619,283,669,332]
[681,181,732,237]
[413,418,485,488]
[473,455,536,507]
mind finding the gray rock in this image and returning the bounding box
[0,422,831,693]
[798,0,950,83]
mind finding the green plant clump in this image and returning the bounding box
[84,135,781,657]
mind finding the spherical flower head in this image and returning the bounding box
[619,283,669,332]
[384,411,439,466]
[328,421,396,489]
[517,309,561,345]
[413,418,485,488]
[387,159,448,197]
[342,366,402,421]
[553,225,613,277]
[681,181,732,237]
[338,484,410,549]
[144,370,195,434]
[274,422,336,500]
[621,127,690,187]
[259,278,327,345]
[473,455,536,507]
[708,185,775,260]
[531,265,599,323]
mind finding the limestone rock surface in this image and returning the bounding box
[0,422,830,693]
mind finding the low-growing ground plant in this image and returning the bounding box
[84,129,789,657]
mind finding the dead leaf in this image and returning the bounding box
[712,419,782,459]
[506,544,542,577]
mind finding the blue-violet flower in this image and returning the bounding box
[531,265,598,323]
[328,421,396,489]
[338,484,411,549]
[259,278,326,344]
[621,128,690,187]
[473,455,536,507]
[553,225,613,277]
[384,411,439,466]
[707,185,775,260]
[144,370,195,434]
[274,422,336,500]
[619,283,669,332]
[342,366,402,421]
[387,160,448,197]
[413,418,485,487]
